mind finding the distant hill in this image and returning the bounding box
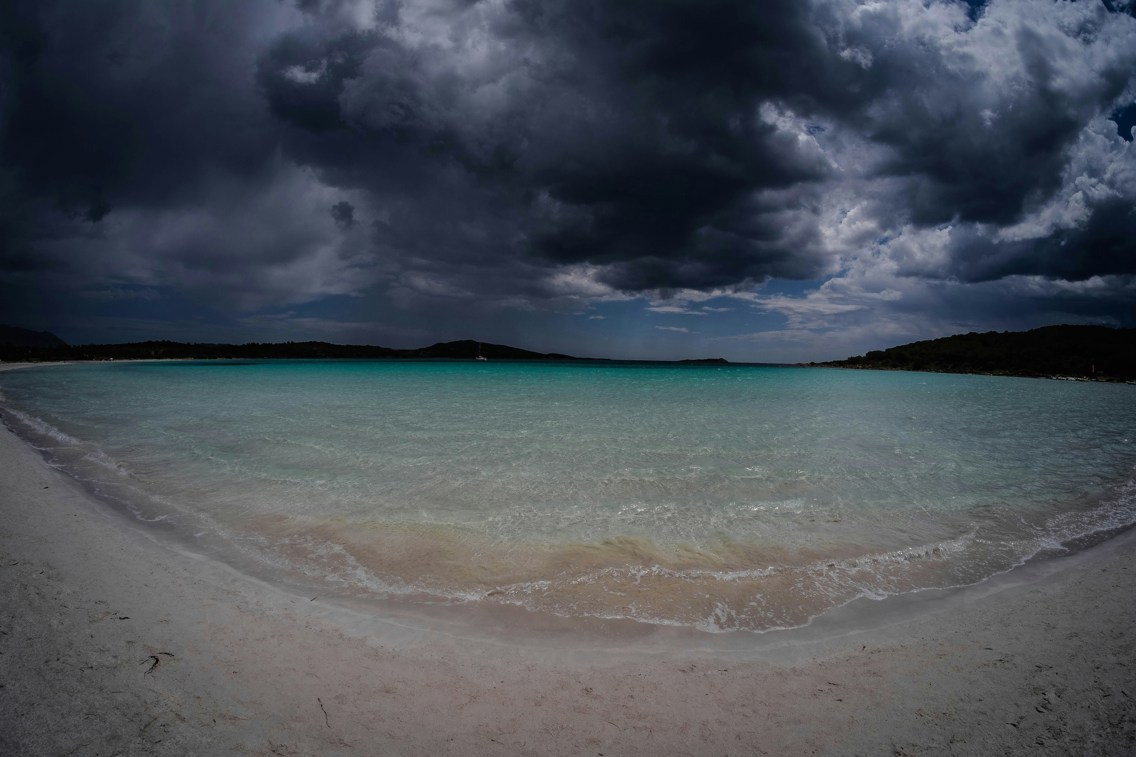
[0,325,68,350]
[0,337,586,363]
[407,340,580,361]
[822,325,1136,381]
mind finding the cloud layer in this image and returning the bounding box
[2,0,1134,359]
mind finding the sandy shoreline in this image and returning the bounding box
[1,384,1135,754]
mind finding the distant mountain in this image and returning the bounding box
[822,325,1136,381]
[0,325,68,349]
[678,357,730,365]
[0,337,585,363]
[402,340,580,361]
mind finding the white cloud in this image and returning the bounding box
[646,305,709,316]
[543,265,627,300]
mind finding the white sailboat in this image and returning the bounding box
[476,342,488,361]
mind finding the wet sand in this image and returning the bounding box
[1,380,1134,754]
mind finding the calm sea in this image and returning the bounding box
[2,360,1134,632]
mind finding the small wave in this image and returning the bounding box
[408,529,991,633]
[5,408,83,446]
[81,449,132,477]
[4,408,135,480]
[694,602,741,634]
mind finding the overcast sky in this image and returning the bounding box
[2,0,1134,361]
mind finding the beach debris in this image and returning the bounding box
[143,651,174,674]
[317,697,331,728]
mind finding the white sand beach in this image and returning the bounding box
[1,379,1134,755]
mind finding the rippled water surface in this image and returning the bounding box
[3,360,1134,631]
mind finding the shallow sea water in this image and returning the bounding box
[2,360,1134,632]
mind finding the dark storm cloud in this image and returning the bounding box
[331,200,356,228]
[946,198,1136,283]
[0,1,280,215]
[247,0,857,290]
[830,2,1133,227]
[867,55,1085,226]
[2,0,1135,345]
[329,200,354,229]
[0,0,298,309]
[247,0,1136,293]
[471,0,881,288]
[257,28,373,133]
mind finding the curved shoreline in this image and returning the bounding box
[4,392,1132,648]
[2,404,1135,753]
[5,359,1136,642]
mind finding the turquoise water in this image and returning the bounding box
[2,360,1135,632]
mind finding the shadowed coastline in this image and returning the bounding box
[0,326,742,365]
[815,325,1136,382]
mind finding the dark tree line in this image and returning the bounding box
[823,326,1136,381]
[0,335,587,363]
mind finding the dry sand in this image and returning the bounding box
[1,378,1134,754]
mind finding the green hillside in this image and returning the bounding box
[824,326,1136,381]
